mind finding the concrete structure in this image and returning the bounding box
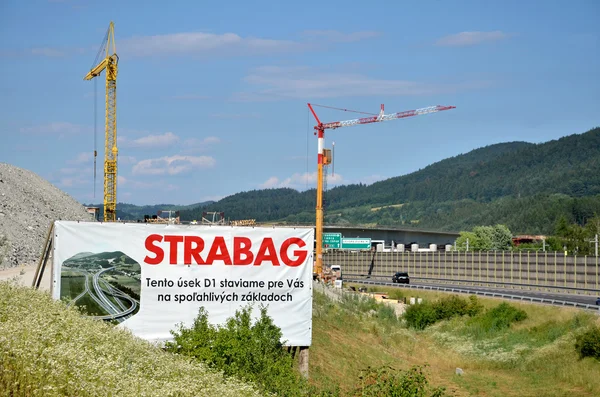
[323,225,459,249]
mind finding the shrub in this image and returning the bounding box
[352,365,447,397]
[464,302,528,337]
[466,295,484,316]
[165,304,308,396]
[575,326,600,360]
[404,302,439,330]
[404,295,482,330]
[434,295,469,320]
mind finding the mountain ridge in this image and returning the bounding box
[95,127,600,234]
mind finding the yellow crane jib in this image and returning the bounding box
[84,21,119,222]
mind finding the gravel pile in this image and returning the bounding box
[0,163,95,268]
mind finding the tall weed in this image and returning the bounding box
[0,280,261,397]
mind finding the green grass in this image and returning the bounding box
[310,284,600,397]
[105,273,141,295]
[59,275,86,300]
[0,280,262,397]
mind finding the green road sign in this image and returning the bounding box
[323,233,342,249]
[341,237,371,250]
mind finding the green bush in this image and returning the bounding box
[464,302,528,338]
[404,302,439,330]
[466,295,484,316]
[434,295,469,320]
[575,326,600,360]
[165,304,308,396]
[352,365,447,397]
[404,295,483,330]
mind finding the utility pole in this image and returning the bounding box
[307,103,456,279]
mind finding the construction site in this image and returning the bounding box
[12,22,452,281]
[2,4,600,396]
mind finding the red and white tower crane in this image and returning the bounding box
[307,103,456,280]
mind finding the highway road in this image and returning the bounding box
[66,266,138,321]
[345,276,600,310]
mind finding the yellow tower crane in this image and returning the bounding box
[84,21,119,222]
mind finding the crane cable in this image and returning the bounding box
[306,107,310,191]
[93,78,97,199]
[309,103,378,116]
[91,26,109,199]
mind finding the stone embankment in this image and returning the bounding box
[0,163,94,268]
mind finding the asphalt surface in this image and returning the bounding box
[67,266,138,321]
[345,276,600,308]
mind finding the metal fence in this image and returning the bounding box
[323,251,600,295]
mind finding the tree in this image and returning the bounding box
[455,232,479,251]
[490,224,513,250]
[456,224,513,251]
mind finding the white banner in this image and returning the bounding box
[52,221,314,346]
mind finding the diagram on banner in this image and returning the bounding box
[60,251,141,320]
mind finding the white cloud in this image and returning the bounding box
[119,32,305,57]
[259,171,389,191]
[66,152,93,165]
[119,29,379,58]
[118,155,137,165]
[260,172,344,190]
[20,122,88,136]
[435,31,510,47]
[119,132,180,148]
[7,29,378,59]
[260,177,281,189]
[132,155,216,176]
[133,132,179,147]
[233,65,491,101]
[54,166,93,188]
[300,30,381,43]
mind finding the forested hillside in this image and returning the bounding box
[102,128,600,234]
[86,201,214,221]
[177,127,600,234]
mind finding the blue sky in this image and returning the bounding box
[1,0,598,206]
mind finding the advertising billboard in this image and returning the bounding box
[52,221,314,346]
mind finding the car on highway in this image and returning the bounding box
[392,272,410,284]
[596,297,600,306]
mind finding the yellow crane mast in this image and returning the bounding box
[84,21,119,222]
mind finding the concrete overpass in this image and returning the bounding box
[323,225,460,248]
